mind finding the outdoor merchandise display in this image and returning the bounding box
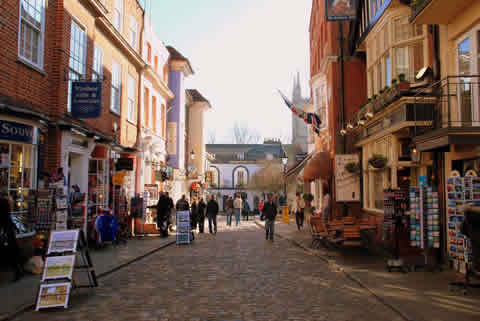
[36,229,97,311]
[446,175,478,274]
[176,210,191,245]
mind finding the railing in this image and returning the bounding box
[412,75,480,137]
[410,0,432,21]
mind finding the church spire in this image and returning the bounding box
[292,71,302,102]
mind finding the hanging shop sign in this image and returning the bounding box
[0,120,34,143]
[112,171,126,186]
[205,171,213,184]
[325,0,357,21]
[116,158,134,171]
[70,81,103,119]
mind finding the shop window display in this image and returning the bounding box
[88,159,108,218]
[0,142,36,235]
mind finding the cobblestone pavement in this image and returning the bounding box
[16,218,404,321]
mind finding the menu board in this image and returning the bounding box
[36,282,71,310]
[335,154,361,202]
[176,211,191,244]
[42,256,75,281]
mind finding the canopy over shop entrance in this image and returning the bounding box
[302,152,332,182]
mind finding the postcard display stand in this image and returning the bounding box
[35,230,98,311]
[383,189,409,273]
[409,185,441,271]
[176,211,191,245]
[446,176,480,294]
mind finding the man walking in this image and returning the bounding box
[263,193,277,241]
[243,198,251,221]
[233,194,243,226]
[197,197,206,233]
[206,195,219,234]
[225,196,234,226]
[156,192,170,237]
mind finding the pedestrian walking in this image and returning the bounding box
[225,196,234,226]
[156,192,170,237]
[206,195,219,234]
[263,194,277,241]
[294,193,305,231]
[259,199,265,221]
[243,199,251,221]
[0,196,24,281]
[166,192,174,230]
[233,195,242,226]
[191,198,198,232]
[197,198,206,233]
[322,184,331,223]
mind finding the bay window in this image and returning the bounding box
[18,0,45,69]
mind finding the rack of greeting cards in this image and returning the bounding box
[446,174,480,294]
[409,183,441,271]
[383,189,409,272]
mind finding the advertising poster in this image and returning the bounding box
[47,230,79,254]
[36,282,71,310]
[326,0,357,21]
[42,256,75,281]
[335,154,361,202]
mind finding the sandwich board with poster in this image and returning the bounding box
[176,211,191,244]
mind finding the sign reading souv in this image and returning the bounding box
[0,120,34,143]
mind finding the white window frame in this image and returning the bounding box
[456,26,480,125]
[129,16,137,50]
[18,0,46,70]
[67,18,87,113]
[111,61,122,115]
[113,0,124,32]
[93,45,103,81]
[127,75,137,123]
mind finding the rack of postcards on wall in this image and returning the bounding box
[446,175,478,274]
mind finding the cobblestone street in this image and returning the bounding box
[16,218,403,321]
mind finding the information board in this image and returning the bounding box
[335,154,361,202]
[47,230,79,254]
[176,210,191,244]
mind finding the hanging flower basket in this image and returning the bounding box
[368,154,388,169]
[345,162,360,174]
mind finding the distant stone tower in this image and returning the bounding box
[291,72,310,153]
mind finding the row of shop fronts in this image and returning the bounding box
[296,0,480,269]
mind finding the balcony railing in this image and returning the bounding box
[412,75,480,136]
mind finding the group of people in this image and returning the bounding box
[292,185,331,231]
[224,195,251,226]
[171,194,220,237]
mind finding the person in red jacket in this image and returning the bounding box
[259,199,265,221]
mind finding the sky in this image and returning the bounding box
[145,0,312,143]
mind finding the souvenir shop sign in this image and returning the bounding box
[70,81,102,119]
[335,154,361,202]
[0,120,34,143]
[325,0,357,21]
[116,158,134,171]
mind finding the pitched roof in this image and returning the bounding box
[186,89,211,106]
[167,46,194,74]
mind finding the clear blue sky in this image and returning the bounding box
[145,0,312,143]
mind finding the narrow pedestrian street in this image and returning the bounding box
[14,218,403,321]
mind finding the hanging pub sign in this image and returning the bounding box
[116,158,134,171]
[71,81,103,119]
[325,0,357,21]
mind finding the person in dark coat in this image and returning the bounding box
[197,198,206,233]
[166,192,174,226]
[206,195,219,234]
[190,198,198,232]
[156,193,170,237]
[262,193,278,241]
[0,196,24,281]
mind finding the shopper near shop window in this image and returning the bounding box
[156,192,170,238]
[197,198,206,233]
[0,196,24,282]
[191,197,198,232]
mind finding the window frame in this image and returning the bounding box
[67,18,87,113]
[129,16,137,50]
[113,0,124,32]
[127,74,137,123]
[18,0,46,70]
[111,60,122,115]
[92,45,104,81]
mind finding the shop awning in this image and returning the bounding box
[302,152,332,182]
[285,152,313,179]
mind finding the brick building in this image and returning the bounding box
[0,0,145,237]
